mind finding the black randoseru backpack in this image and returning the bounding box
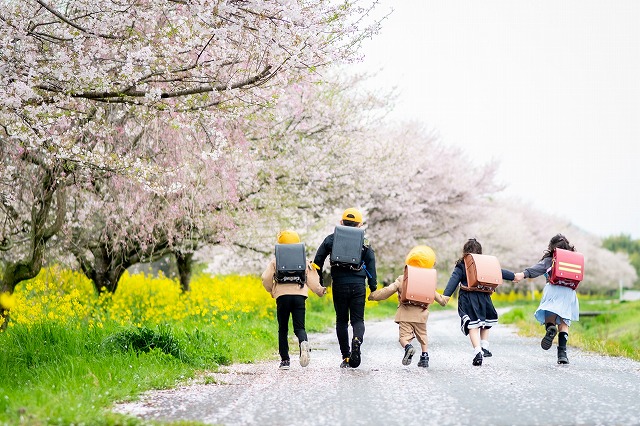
[330,225,365,269]
[275,243,307,286]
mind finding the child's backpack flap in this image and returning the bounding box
[464,253,502,293]
[275,243,307,285]
[550,248,584,290]
[401,265,437,308]
[330,225,365,267]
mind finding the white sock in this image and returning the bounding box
[481,340,489,350]
[474,346,482,355]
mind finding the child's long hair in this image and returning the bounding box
[455,238,482,266]
[541,233,575,260]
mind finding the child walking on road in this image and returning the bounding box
[513,234,580,364]
[368,246,446,367]
[313,208,378,369]
[262,230,326,370]
[442,238,516,366]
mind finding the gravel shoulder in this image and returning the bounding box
[114,310,640,426]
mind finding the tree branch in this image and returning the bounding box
[35,66,273,101]
[35,0,118,39]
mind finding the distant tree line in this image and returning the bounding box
[603,234,640,287]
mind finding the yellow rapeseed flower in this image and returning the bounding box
[0,292,16,310]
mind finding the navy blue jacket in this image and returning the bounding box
[313,233,377,290]
[443,261,515,297]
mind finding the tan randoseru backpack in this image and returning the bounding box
[400,265,437,308]
[464,253,502,293]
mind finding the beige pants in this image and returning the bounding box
[399,321,427,348]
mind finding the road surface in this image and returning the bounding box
[114,310,640,425]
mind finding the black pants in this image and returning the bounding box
[276,295,307,361]
[332,283,366,358]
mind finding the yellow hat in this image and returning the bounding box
[341,208,363,224]
[405,245,436,268]
[277,230,300,244]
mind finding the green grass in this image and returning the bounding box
[498,298,640,361]
[0,286,398,425]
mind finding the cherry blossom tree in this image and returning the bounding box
[62,114,240,293]
[1,1,380,324]
[344,123,501,282]
[0,139,70,328]
[197,116,503,280]
[1,0,378,166]
[62,70,384,293]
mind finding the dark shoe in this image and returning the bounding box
[482,348,493,357]
[279,359,290,370]
[340,357,350,368]
[348,337,361,368]
[299,340,310,367]
[417,353,429,368]
[472,352,483,366]
[541,325,557,350]
[402,344,416,366]
[557,347,569,364]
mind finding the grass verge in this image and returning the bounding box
[498,298,640,362]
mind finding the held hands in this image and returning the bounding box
[513,272,525,283]
[440,295,450,307]
[368,288,378,300]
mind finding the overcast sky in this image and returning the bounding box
[354,0,640,239]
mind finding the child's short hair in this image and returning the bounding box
[405,245,436,268]
[277,230,300,244]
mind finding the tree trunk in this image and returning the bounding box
[75,240,174,294]
[176,252,194,292]
[0,171,66,330]
[88,246,128,294]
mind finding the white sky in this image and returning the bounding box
[354,0,640,239]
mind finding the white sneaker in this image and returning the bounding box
[299,340,310,367]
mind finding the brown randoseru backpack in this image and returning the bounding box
[330,225,365,269]
[275,243,307,287]
[549,248,584,290]
[464,253,502,293]
[401,265,437,308]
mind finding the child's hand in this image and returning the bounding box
[513,272,525,283]
[367,293,375,301]
[441,295,450,306]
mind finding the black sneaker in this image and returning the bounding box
[402,344,416,366]
[472,352,483,366]
[482,348,493,357]
[541,325,558,350]
[348,337,361,368]
[417,353,429,368]
[340,357,350,368]
[279,359,290,370]
[557,347,569,364]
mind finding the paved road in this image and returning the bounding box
[114,310,640,425]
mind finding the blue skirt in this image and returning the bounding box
[457,289,498,335]
[534,283,580,326]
